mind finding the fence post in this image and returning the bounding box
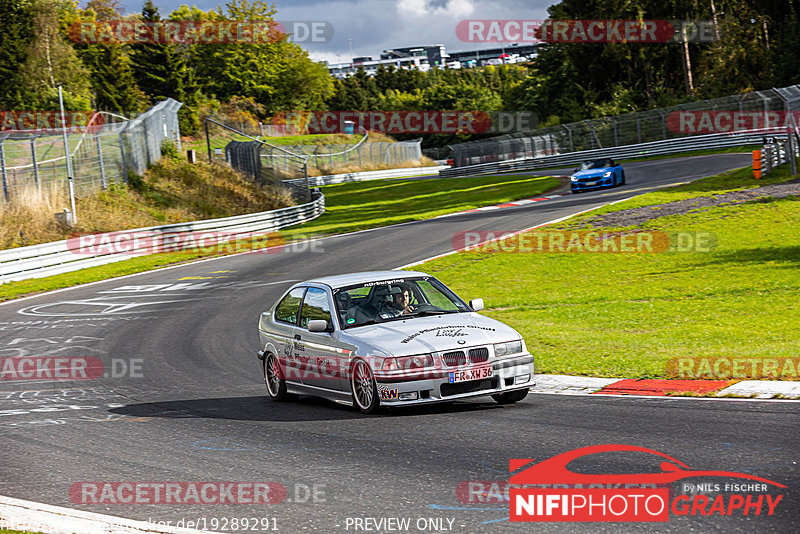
[118,131,128,183]
[612,118,618,146]
[30,137,40,192]
[788,131,797,175]
[96,133,107,189]
[564,125,574,152]
[141,119,151,166]
[0,142,8,201]
[636,118,642,144]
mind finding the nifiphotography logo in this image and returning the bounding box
[506,445,785,522]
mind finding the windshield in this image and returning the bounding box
[333,276,472,329]
[579,159,614,170]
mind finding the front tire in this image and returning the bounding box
[351,359,380,414]
[264,353,291,402]
[492,388,529,405]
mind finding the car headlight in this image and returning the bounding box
[494,340,523,357]
[570,176,578,182]
[603,171,612,178]
[382,354,434,371]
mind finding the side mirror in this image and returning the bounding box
[308,319,329,333]
[469,298,484,312]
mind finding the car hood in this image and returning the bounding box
[572,168,612,178]
[338,313,521,357]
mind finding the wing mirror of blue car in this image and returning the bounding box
[308,319,329,333]
[469,298,484,312]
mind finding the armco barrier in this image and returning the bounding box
[0,192,325,285]
[285,165,448,187]
[439,130,783,178]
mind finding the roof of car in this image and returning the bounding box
[303,270,430,289]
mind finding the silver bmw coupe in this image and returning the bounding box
[257,271,535,413]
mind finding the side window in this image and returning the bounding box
[300,287,332,329]
[275,287,306,325]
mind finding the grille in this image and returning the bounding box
[440,377,499,397]
[468,347,489,363]
[442,351,466,367]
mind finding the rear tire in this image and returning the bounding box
[492,388,529,405]
[620,170,626,185]
[264,353,292,402]
[351,359,381,414]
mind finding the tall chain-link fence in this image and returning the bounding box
[263,139,422,176]
[204,115,423,178]
[441,85,800,167]
[0,99,182,203]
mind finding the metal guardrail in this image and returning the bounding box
[0,192,325,285]
[760,134,799,176]
[439,130,782,178]
[285,165,448,187]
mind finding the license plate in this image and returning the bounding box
[449,366,493,383]
[585,181,597,186]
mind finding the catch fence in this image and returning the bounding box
[0,99,182,203]
[443,85,800,167]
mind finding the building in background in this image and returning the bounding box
[324,43,541,78]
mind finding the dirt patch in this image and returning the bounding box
[586,178,800,228]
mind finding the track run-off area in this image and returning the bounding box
[1,152,797,533]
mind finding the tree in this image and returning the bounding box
[18,0,91,110]
[0,0,34,109]
[131,0,201,133]
[83,43,147,114]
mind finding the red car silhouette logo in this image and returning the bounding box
[510,444,785,487]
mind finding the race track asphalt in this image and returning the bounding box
[1,152,797,533]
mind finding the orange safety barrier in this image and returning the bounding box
[753,149,762,179]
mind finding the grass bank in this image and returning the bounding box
[414,165,799,379]
[1,158,293,250]
[282,174,559,238]
[0,174,559,302]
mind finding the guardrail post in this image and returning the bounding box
[789,132,797,175]
[0,142,9,202]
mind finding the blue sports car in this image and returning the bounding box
[570,158,625,193]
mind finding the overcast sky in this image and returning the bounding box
[116,0,554,63]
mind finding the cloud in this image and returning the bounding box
[118,0,552,61]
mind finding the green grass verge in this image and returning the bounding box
[281,174,559,239]
[487,146,756,174]
[0,174,558,302]
[413,167,800,379]
[566,163,795,221]
[615,145,758,164]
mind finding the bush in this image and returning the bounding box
[160,140,180,161]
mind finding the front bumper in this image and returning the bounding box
[374,354,535,406]
[571,175,614,191]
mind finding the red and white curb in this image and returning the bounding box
[436,193,571,218]
[530,374,800,400]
